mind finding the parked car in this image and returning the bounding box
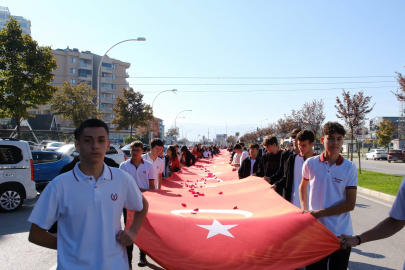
[387,150,405,163]
[31,151,71,187]
[121,144,131,158]
[39,140,56,149]
[365,149,388,160]
[57,143,127,164]
[25,141,41,151]
[0,138,37,213]
[42,142,65,151]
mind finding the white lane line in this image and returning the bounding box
[48,264,57,270]
[357,194,393,208]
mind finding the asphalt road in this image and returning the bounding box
[1,190,404,270]
[352,157,405,176]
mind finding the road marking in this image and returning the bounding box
[48,264,57,270]
[357,194,393,208]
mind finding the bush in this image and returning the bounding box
[123,136,137,145]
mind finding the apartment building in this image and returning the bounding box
[0,6,31,34]
[34,47,130,131]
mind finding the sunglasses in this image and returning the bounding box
[291,135,297,139]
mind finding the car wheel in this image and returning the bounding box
[365,156,368,160]
[373,156,376,160]
[0,187,24,213]
[388,160,391,163]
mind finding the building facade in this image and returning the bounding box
[34,47,130,131]
[368,116,399,139]
[0,6,31,34]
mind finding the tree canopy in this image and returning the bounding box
[0,18,58,138]
[49,82,104,127]
[376,119,394,147]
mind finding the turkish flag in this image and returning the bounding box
[126,150,340,270]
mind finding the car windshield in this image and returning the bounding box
[48,143,62,147]
[122,145,131,150]
[56,144,75,153]
[376,150,387,153]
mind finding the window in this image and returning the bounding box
[111,84,116,89]
[101,103,106,108]
[19,22,28,28]
[0,14,5,19]
[101,83,110,87]
[111,94,116,99]
[0,145,23,164]
[101,93,106,98]
[70,68,76,74]
[70,57,76,63]
[69,79,76,84]
[22,30,28,34]
[112,64,117,70]
[41,153,62,163]
[102,62,112,68]
[112,74,116,79]
[106,146,118,155]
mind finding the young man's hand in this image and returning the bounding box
[339,234,359,249]
[270,184,277,190]
[263,176,271,183]
[302,209,322,219]
[116,230,136,246]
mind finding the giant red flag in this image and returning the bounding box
[126,150,340,269]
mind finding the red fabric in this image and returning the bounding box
[126,150,340,270]
[192,150,202,159]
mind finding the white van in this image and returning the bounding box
[0,138,37,212]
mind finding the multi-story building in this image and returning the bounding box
[34,47,130,131]
[0,6,31,34]
[369,116,399,139]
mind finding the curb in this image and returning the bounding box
[358,186,396,203]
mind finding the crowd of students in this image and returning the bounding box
[26,119,405,270]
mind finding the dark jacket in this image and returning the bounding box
[256,150,283,180]
[269,149,294,184]
[274,152,318,202]
[182,151,196,167]
[59,156,120,174]
[238,156,260,179]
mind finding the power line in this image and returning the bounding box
[50,75,398,79]
[129,81,396,86]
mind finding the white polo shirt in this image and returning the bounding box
[232,153,242,165]
[120,158,154,190]
[28,162,143,270]
[240,150,249,164]
[142,153,164,189]
[388,178,405,270]
[302,154,357,236]
[291,154,305,208]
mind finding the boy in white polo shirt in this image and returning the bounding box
[28,119,149,270]
[299,122,357,270]
[120,140,154,268]
[142,138,164,190]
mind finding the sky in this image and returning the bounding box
[4,0,405,141]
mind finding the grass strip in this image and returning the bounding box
[358,170,403,196]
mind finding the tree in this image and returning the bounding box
[165,127,180,141]
[123,136,138,145]
[301,99,326,136]
[0,18,58,138]
[376,119,394,149]
[393,72,405,101]
[112,88,153,140]
[226,135,236,144]
[335,90,374,161]
[49,82,104,127]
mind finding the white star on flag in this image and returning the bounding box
[197,220,238,239]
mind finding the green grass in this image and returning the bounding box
[358,170,403,196]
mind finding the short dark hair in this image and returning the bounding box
[263,136,278,146]
[130,140,143,149]
[239,142,245,148]
[180,145,189,153]
[151,138,164,148]
[322,122,346,137]
[174,144,179,148]
[234,144,242,150]
[292,128,302,135]
[143,146,148,152]
[249,143,260,149]
[297,130,315,144]
[167,145,177,159]
[76,119,109,141]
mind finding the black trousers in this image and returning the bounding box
[306,247,351,270]
[122,208,134,264]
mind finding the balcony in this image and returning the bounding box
[79,53,92,60]
[105,107,112,111]
[103,86,112,91]
[79,62,88,67]
[101,66,112,73]
[105,117,112,122]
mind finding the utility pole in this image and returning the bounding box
[208,128,210,143]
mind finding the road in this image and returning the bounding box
[352,158,405,176]
[1,191,404,269]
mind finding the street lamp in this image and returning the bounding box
[261,119,268,129]
[185,129,192,146]
[150,89,177,142]
[97,38,146,110]
[174,110,192,129]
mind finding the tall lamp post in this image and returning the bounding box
[97,38,146,110]
[150,89,177,142]
[185,129,192,146]
[174,110,192,129]
[261,118,268,129]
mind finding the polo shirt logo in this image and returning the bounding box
[111,193,118,201]
[334,177,343,184]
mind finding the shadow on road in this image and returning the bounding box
[348,261,395,270]
[352,248,385,259]
[355,203,370,209]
